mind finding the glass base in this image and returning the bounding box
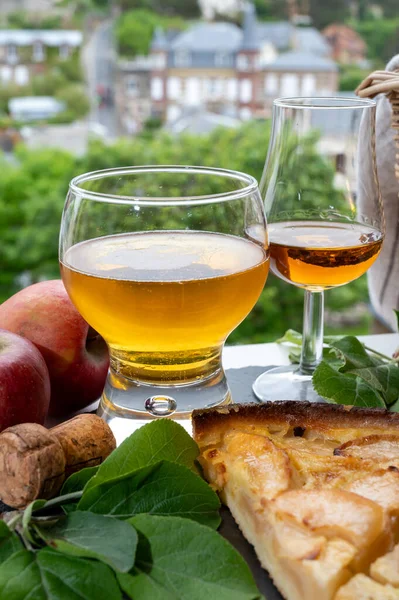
[97,368,231,444]
[252,365,324,403]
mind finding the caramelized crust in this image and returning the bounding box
[193,402,399,442]
[192,402,399,600]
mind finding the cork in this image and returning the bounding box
[0,414,116,508]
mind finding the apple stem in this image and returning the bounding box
[41,491,83,510]
[5,512,22,531]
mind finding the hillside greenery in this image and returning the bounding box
[0,121,372,343]
[115,9,187,57]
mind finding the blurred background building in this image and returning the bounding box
[116,5,338,133]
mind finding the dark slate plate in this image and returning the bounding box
[220,507,283,600]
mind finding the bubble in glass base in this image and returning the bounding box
[97,368,232,444]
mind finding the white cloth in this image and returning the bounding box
[367,54,399,331]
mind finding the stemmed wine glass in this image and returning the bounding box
[253,97,384,402]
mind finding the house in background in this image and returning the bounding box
[0,30,82,86]
[116,4,338,134]
[0,0,61,17]
[8,96,65,121]
[322,24,367,65]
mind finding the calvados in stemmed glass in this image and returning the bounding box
[59,166,269,434]
[253,97,384,402]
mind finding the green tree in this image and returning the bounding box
[0,147,75,300]
[254,0,288,20]
[353,18,399,63]
[115,9,186,57]
[309,0,350,28]
[339,65,369,92]
[117,0,200,17]
[379,0,399,18]
[55,84,90,119]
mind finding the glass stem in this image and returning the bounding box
[299,290,324,375]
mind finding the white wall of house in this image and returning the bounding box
[152,53,166,70]
[240,78,252,103]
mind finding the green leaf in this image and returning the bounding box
[324,336,399,406]
[347,363,399,406]
[0,550,46,600]
[118,515,261,600]
[0,548,122,600]
[390,397,399,412]
[275,328,302,346]
[22,499,47,540]
[288,347,302,364]
[0,521,23,563]
[79,461,221,528]
[39,511,137,573]
[329,336,380,370]
[313,361,385,407]
[87,420,199,490]
[395,309,399,329]
[61,466,99,495]
[37,548,122,599]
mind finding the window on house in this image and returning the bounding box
[126,76,139,96]
[15,65,29,86]
[1,66,12,84]
[215,53,229,67]
[206,78,223,98]
[33,41,45,62]
[301,74,316,96]
[226,78,238,101]
[151,77,163,100]
[167,77,181,100]
[6,45,18,65]
[175,51,190,68]
[264,73,279,96]
[239,79,252,103]
[281,73,299,96]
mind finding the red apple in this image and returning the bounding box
[0,280,109,417]
[0,329,50,431]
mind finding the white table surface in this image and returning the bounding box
[223,333,398,369]
[82,333,398,444]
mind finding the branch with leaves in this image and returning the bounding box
[277,310,399,409]
[0,420,261,600]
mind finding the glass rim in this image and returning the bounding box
[69,165,259,206]
[273,96,376,110]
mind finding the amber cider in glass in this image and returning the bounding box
[61,230,269,384]
[269,221,383,290]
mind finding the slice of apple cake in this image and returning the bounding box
[193,402,399,600]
